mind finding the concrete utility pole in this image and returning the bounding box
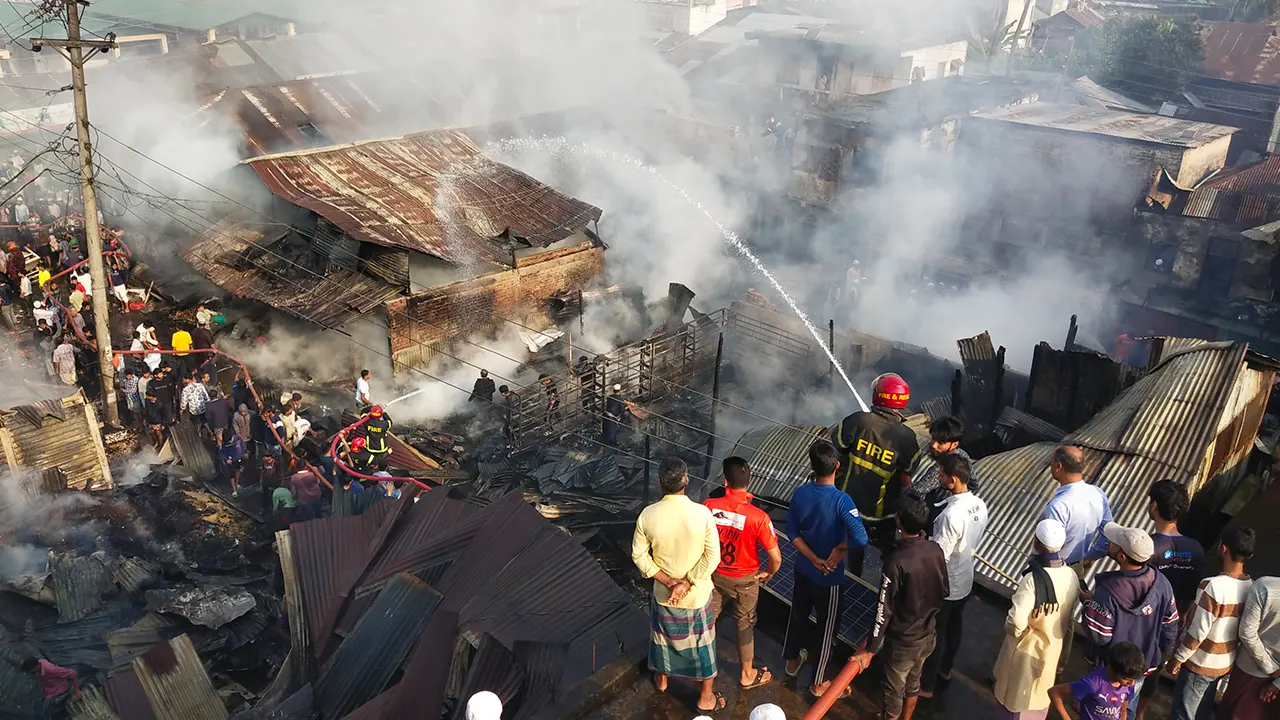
[31,0,119,424]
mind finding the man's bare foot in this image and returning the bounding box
[696,692,726,712]
[652,673,667,693]
[812,680,833,695]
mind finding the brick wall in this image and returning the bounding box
[386,243,604,373]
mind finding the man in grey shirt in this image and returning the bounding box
[906,416,977,529]
[1218,576,1280,719]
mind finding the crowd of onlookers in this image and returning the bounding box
[630,413,1278,720]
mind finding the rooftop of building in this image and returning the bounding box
[1200,21,1280,87]
[971,102,1239,147]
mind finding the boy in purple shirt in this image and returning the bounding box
[1049,642,1144,720]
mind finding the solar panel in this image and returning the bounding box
[761,527,879,648]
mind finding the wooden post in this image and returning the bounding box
[703,332,724,481]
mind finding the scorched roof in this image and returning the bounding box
[244,129,603,265]
[972,102,1239,148]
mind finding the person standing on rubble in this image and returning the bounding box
[574,355,598,414]
[539,374,561,428]
[832,373,922,576]
[355,369,372,410]
[469,369,496,404]
[219,430,246,498]
[179,373,210,432]
[52,334,76,386]
[233,404,253,460]
[171,325,193,379]
[499,385,518,442]
[704,456,781,691]
[22,657,79,717]
[143,390,169,450]
[290,468,322,521]
[260,454,287,521]
[362,405,392,463]
[631,457,725,714]
[603,384,634,447]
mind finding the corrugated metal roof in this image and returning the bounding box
[734,424,826,503]
[972,102,1239,147]
[180,221,403,328]
[973,340,1263,595]
[0,390,113,490]
[245,129,603,265]
[106,663,158,720]
[1200,22,1280,86]
[164,420,215,481]
[380,609,459,720]
[1070,77,1155,113]
[313,573,442,719]
[51,552,111,623]
[131,635,227,720]
[283,490,645,719]
[290,504,393,648]
[1068,341,1246,484]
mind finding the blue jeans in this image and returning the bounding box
[1127,675,1145,720]
[1171,669,1224,720]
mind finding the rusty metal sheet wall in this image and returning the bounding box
[132,635,227,720]
[247,129,602,265]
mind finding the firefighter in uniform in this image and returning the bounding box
[343,435,374,478]
[362,405,393,463]
[831,372,922,576]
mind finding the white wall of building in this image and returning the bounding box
[638,0,728,36]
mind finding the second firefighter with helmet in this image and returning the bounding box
[831,372,921,574]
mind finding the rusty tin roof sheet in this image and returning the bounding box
[1201,22,1280,86]
[245,129,602,264]
[131,635,227,720]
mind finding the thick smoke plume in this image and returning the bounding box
[62,0,1114,420]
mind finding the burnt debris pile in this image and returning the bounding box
[0,469,290,718]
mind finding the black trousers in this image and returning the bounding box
[921,594,969,692]
[782,572,848,686]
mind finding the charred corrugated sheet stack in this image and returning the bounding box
[267,490,647,719]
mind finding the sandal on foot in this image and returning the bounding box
[785,649,809,678]
[696,692,727,713]
[810,683,852,699]
[740,666,773,690]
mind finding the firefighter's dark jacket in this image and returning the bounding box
[363,414,393,454]
[831,407,921,520]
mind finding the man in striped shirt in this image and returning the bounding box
[1168,527,1257,720]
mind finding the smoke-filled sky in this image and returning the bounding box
[35,0,1117,420]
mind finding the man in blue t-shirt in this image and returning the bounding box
[782,440,869,699]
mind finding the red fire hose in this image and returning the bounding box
[328,416,432,491]
[800,649,868,720]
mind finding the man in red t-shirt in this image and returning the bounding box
[705,456,783,689]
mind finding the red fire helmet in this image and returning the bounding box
[350,436,367,451]
[368,405,384,417]
[871,373,910,409]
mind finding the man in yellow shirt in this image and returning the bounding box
[171,327,193,378]
[631,457,725,713]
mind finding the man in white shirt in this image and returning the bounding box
[920,452,988,697]
[355,369,372,409]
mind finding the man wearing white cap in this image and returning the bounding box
[602,383,631,446]
[465,690,502,720]
[750,703,787,720]
[993,518,1080,720]
[1083,523,1180,720]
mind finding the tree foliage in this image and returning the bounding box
[1230,0,1280,22]
[1084,16,1205,93]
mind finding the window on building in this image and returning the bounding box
[938,61,948,78]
